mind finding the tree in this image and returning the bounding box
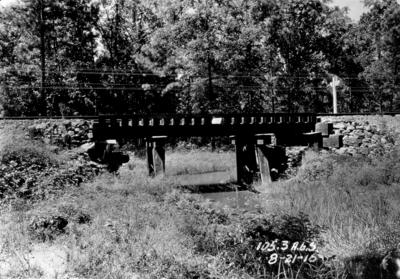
[356,0,400,112]
[265,0,340,113]
[0,0,100,116]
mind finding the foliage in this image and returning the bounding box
[0,136,97,205]
[3,0,398,115]
[297,150,336,181]
[26,201,91,241]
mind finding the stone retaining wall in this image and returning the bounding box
[319,115,400,157]
[0,119,95,148]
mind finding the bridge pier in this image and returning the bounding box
[255,134,274,185]
[146,136,167,176]
[233,136,258,185]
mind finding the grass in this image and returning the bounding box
[2,118,400,278]
[258,150,400,264]
[165,149,236,176]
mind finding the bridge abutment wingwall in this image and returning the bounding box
[0,119,93,148]
[319,115,400,157]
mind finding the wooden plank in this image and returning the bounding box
[256,146,272,185]
[323,135,343,148]
[315,123,333,136]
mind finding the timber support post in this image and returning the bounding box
[255,134,273,185]
[231,135,259,185]
[146,136,167,176]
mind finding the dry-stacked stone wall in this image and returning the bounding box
[319,115,400,157]
[0,119,95,148]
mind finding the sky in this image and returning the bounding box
[328,0,369,21]
[0,0,399,22]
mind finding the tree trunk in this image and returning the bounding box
[208,54,213,109]
[40,0,46,116]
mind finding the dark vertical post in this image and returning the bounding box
[233,136,245,184]
[152,136,166,174]
[244,141,258,175]
[146,140,154,176]
[146,136,167,176]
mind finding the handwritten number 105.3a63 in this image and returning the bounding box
[256,240,317,253]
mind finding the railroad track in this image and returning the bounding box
[1,112,400,120]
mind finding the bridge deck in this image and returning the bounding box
[92,113,317,145]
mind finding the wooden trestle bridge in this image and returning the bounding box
[88,113,342,185]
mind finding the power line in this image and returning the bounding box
[0,69,370,79]
[0,85,382,91]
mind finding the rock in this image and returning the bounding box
[342,130,351,135]
[63,121,72,128]
[365,132,373,138]
[36,122,48,130]
[384,144,393,150]
[381,136,388,144]
[68,130,75,136]
[372,134,381,141]
[79,143,95,153]
[72,121,81,127]
[336,148,347,155]
[345,136,362,147]
[334,122,347,129]
[365,125,372,131]
[353,130,365,137]
[360,148,369,155]
[347,125,355,131]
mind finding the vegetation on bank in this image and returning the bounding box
[2,119,400,278]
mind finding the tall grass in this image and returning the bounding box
[258,149,400,262]
[165,149,236,175]
[3,136,400,278]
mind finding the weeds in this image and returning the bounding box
[3,124,400,278]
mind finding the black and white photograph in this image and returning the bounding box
[1,0,400,278]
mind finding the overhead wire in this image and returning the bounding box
[0,68,370,79]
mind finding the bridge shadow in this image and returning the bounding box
[175,171,263,213]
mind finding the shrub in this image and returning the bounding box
[0,140,59,202]
[26,201,91,241]
[213,212,328,278]
[0,135,97,205]
[297,150,336,181]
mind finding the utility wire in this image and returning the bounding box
[0,69,370,79]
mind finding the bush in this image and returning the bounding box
[0,138,97,205]
[297,150,336,181]
[27,201,91,241]
[164,191,330,278]
[0,140,59,201]
[212,212,328,278]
